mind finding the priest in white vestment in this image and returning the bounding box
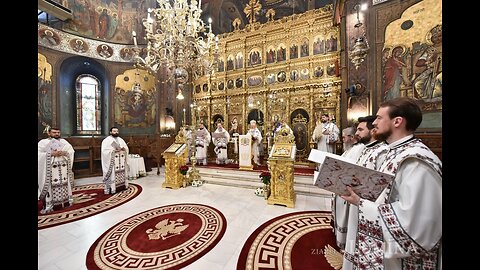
[247,120,263,166]
[312,113,339,153]
[341,98,442,269]
[38,127,75,213]
[195,122,211,165]
[101,127,129,194]
[212,122,230,164]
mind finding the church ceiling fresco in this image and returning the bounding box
[43,0,333,43]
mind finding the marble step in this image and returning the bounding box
[195,167,333,198]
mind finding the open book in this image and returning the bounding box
[308,149,394,201]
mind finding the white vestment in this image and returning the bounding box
[312,121,339,153]
[38,138,75,212]
[342,140,388,269]
[332,143,366,248]
[195,128,211,165]
[248,127,262,165]
[212,127,230,164]
[345,135,442,270]
[101,136,129,194]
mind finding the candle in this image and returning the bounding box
[198,0,201,9]
[132,31,137,46]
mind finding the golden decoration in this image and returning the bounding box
[323,244,343,270]
[38,53,52,83]
[232,18,242,31]
[266,9,276,21]
[244,0,262,25]
[268,127,296,208]
[162,130,188,189]
[146,218,189,240]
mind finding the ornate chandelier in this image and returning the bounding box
[132,0,219,90]
[349,3,369,70]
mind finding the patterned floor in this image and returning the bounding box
[38,183,142,230]
[38,170,332,270]
[237,211,343,270]
[85,203,227,270]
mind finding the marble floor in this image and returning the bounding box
[38,168,332,270]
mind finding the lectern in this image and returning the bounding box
[267,125,296,207]
[161,127,188,189]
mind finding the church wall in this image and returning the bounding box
[38,23,181,139]
[341,0,442,159]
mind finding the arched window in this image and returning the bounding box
[76,75,101,134]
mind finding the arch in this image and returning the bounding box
[247,109,264,127]
[212,114,225,130]
[290,109,310,153]
[59,56,109,136]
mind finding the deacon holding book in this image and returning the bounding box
[101,127,129,194]
[38,127,75,214]
[212,121,230,164]
[195,122,211,165]
[247,120,262,166]
[332,116,389,252]
[340,98,442,269]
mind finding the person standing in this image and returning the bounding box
[212,122,230,164]
[341,98,442,269]
[332,126,365,249]
[38,127,75,214]
[312,113,339,153]
[340,126,365,160]
[195,122,211,165]
[333,115,389,257]
[248,120,263,166]
[355,115,389,169]
[101,127,129,194]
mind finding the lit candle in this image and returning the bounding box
[183,108,186,126]
[132,31,137,46]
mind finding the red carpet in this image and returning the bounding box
[203,162,314,176]
[38,183,142,230]
[237,211,343,270]
[86,203,227,270]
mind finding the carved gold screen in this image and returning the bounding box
[192,4,341,164]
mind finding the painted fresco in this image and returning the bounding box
[114,69,156,128]
[38,53,53,137]
[59,0,156,44]
[381,0,442,129]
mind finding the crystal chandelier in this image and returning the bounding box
[132,0,219,89]
[349,3,369,70]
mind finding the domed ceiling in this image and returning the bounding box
[39,0,333,44]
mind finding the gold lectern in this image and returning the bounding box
[161,127,188,189]
[267,125,296,208]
